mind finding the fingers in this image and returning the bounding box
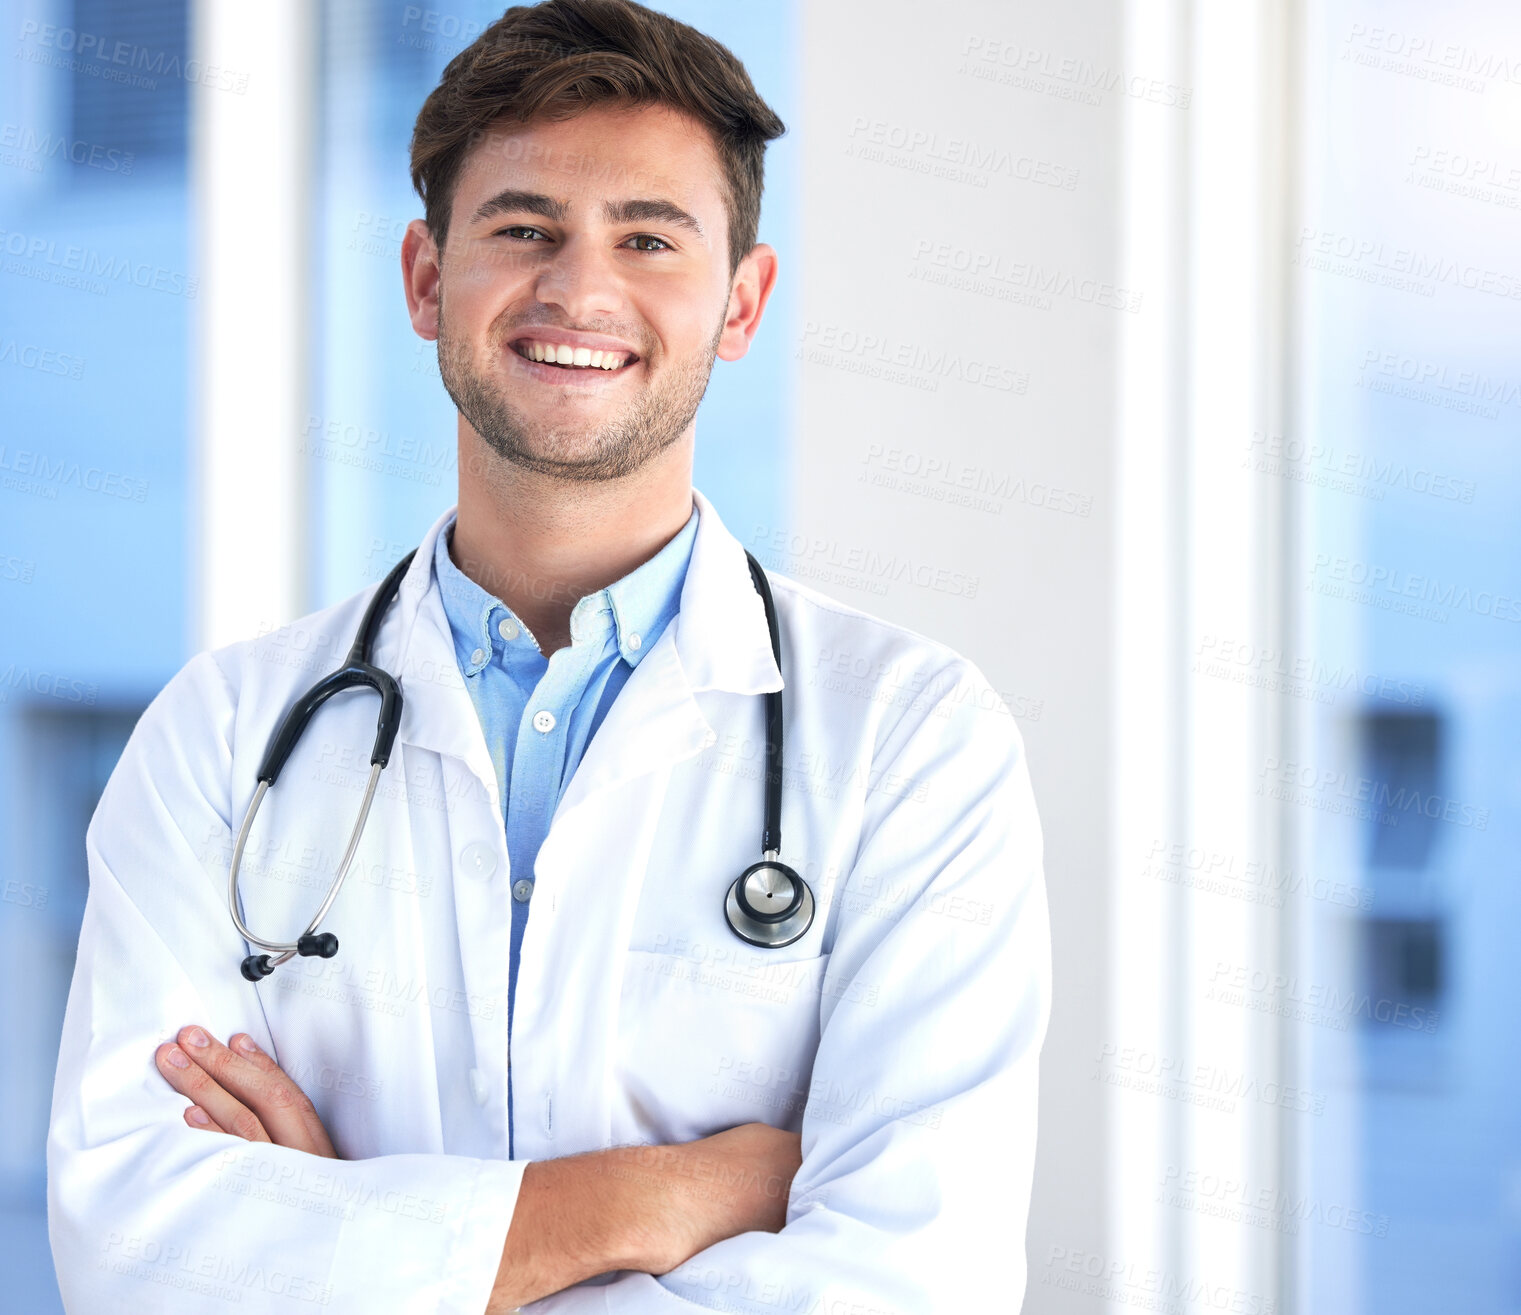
[155,1037,270,1144]
[183,1104,226,1134]
[179,1026,303,1146]
[222,1031,338,1158]
[154,1025,335,1157]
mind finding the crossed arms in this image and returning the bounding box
[149,1021,803,1309]
[48,648,1050,1312]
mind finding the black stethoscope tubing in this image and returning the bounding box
[232,546,813,981]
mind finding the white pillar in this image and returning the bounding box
[190,2,315,650]
[1112,1,1300,1308]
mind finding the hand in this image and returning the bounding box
[487,1125,804,1307]
[643,1122,804,1274]
[153,1025,338,1158]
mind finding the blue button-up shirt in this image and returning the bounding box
[432,502,699,1155]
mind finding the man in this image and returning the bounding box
[47,1,1051,1311]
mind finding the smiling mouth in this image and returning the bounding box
[509,340,641,373]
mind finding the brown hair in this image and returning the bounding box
[409,0,786,279]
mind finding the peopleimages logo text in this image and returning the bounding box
[1310,553,1521,623]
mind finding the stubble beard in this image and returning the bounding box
[436,287,726,484]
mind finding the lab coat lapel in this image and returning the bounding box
[550,486,783,821]
[376,511,498,788]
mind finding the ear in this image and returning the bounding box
[716,242,779,363]
[402,219,442,341]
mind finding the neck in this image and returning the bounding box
[448,430,696,656]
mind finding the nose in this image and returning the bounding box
[531,232,624,323]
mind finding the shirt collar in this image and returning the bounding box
[432,502,699,674]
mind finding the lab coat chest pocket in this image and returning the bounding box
[614,947,830,1145]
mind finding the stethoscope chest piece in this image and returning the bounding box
[725,856,815,949]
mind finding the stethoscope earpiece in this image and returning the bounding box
[240,954,275,982]
[297,932,340,959]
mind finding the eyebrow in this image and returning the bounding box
[468,188,706,241]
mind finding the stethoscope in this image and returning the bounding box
[230,547,815,982]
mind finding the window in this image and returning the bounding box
[68,0,188,175]
[1361,710,1443,870]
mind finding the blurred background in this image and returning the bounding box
[1,0,1515,1310]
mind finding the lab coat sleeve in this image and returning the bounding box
[529,656,1053,1314]
[45,650,526,1315]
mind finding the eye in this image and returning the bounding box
[489,227,672,252]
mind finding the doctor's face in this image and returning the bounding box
[412,103,754,482]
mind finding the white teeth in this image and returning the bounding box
[520,341,631,370]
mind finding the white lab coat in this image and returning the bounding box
[47,487,1051,1314]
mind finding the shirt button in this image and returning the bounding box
[470,647,486,666]
[459,841,498,880]
[512,879,535,903]
[627,632,642,651]
[498,617,519,641]
[532,710,556,733]
[469,1068,488,1105]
